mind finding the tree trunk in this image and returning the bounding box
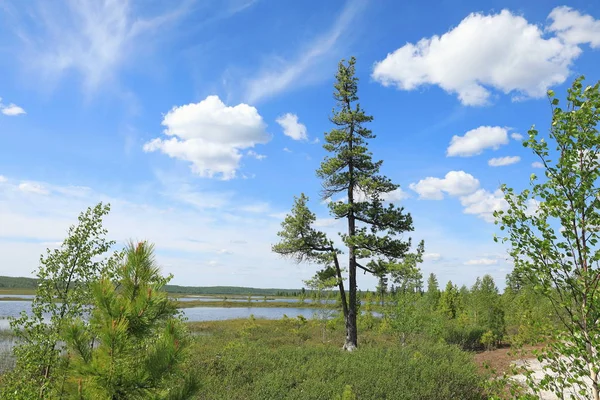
[345,212,358,351]
[333,254,349,322]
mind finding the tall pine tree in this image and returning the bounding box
[273,57,421,350]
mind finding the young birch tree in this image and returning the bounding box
[273,57,421,350]
[495,77,600,399]
[2,203,121,399]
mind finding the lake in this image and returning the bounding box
[0,300,331,329]
[174,296,337,304]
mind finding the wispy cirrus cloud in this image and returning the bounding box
[243,0,367,103]
[4,0,192,93]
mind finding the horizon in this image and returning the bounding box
[1,0,599,290]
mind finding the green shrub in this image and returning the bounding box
[442,324,486,351]
[198,340,485,399]
[480,330,496,351]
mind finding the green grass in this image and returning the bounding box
[186,318,488,399]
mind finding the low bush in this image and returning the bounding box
[192,323,486,400]
[442,323,486,351]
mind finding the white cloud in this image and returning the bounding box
[247,150,266,160]
[283,147,292,153]
[410,170,514,223]
[144,96,270,180]
[548,6,600,48]
[18,182,50,195]
[447,126,509,157]
[423,252,441,262]
[276,113,308,141]
[335,187,409,205]
[465,258,498,266]
[488,156,521,167]
[532,161,544,168]
[459,189,508,223]
[1,104,26,116]
[243,0,366,103]
[0,97,26,116]
[372,8,598,105]
[7,0,189,92]
[0,176,6,183]
[409,171,479,200]
[511,133,524,140]
[382,188,410,203]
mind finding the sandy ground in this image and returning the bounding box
[473,346,594,399]
[512,357,594,400]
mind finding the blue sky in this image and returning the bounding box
[0,0,599,290]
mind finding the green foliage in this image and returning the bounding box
[0,276,38,289]
[480,330,496,351]
[425,273,440,310]
[469,275,505,342]
[196,334,485,399]
[60,241,197,399]
[441,323,487,351]
[439,281,461,319]
[2,203,121,399]
[496,77,600,399]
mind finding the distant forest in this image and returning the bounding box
[0,275,311,296]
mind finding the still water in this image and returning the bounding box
[174,296,336,304]
[0,300,329,329]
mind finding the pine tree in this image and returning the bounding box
[439,281,460,319]
[425,273,440,310]
[273,57,422,350]
[62,241,197,399]
[470,275,505,341]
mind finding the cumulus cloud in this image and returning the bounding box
[144,96,270,180]
[276,113,308,141]
[0,97,26,116]
[459,189,508,223]
[465,258,498,266]
[382,188,410,203]
[372,7,600,105]
[532,161,544,168]
[1,104,26,116]
[409,171,516,222]
[548,6,600,48]
[409,171,479,200]
[447,126,509,157]
[0,176,7,183]
[511,133,524,140]
[488,156,521,167]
